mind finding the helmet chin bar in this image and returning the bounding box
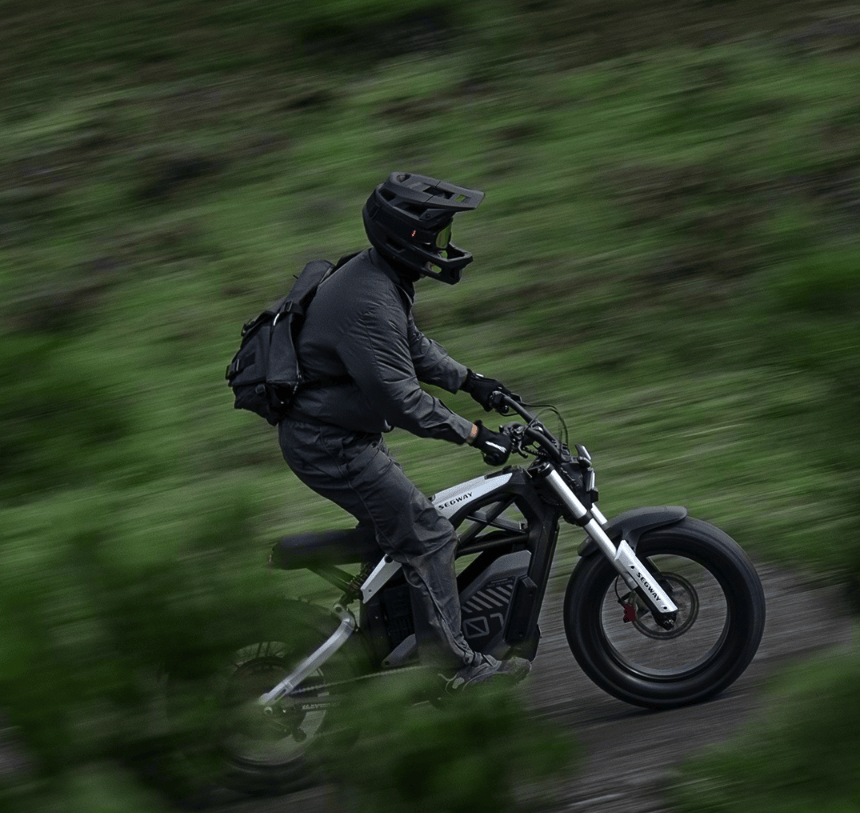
[377,237,472,285]
[418,242,472,285]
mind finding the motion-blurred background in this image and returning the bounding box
[1,1,858,810]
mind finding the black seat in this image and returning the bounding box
[270,525,383,570]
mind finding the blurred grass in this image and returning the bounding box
[672,639,860,813]
[321,672,577,813]
[2,0,860,809]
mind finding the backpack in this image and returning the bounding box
[225,254,356,425]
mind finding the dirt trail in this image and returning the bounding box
[210,562,854,813]
[523,563,853,811]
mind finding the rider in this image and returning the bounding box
[279,171,531,689]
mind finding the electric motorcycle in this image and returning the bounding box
[175,393,765,794]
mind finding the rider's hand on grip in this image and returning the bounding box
[487,390,512,414]
[473,421,512,466]
[463,370,520,412]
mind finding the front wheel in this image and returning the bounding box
[564,517,765,709]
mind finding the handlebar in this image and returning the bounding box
[488,391,567,463]
[487,391,597,503]
[487,390,535,422]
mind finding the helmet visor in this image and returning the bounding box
[435,223,452,250]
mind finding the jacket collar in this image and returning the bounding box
[369,248,415,307]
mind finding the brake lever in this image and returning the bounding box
[500,422,530,458]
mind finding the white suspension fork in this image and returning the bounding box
[542,469,678,616]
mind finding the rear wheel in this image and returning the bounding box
[166,601,363,796]
[564,517,765,709]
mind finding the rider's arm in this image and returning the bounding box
[335,296,473,444]
[406,314,469,393]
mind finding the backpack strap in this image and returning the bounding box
[334,251,361,270]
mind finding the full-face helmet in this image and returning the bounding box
[362,172,485,284]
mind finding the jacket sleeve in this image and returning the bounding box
[407,314,468,393]
[335,297,473,443]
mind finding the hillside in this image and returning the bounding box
[1,1,859,810]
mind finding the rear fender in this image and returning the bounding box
[577,506,687,557]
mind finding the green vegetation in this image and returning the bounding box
[321,672,576,813]
[674,641,860,813]
[2,0,859,810]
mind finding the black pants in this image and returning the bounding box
[278,418,478,670]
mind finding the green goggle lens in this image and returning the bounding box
[435,223,452,249]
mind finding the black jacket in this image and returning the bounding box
[288,249,473,443]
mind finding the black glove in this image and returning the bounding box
[462,370,520,412]
[472,421,512,466]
